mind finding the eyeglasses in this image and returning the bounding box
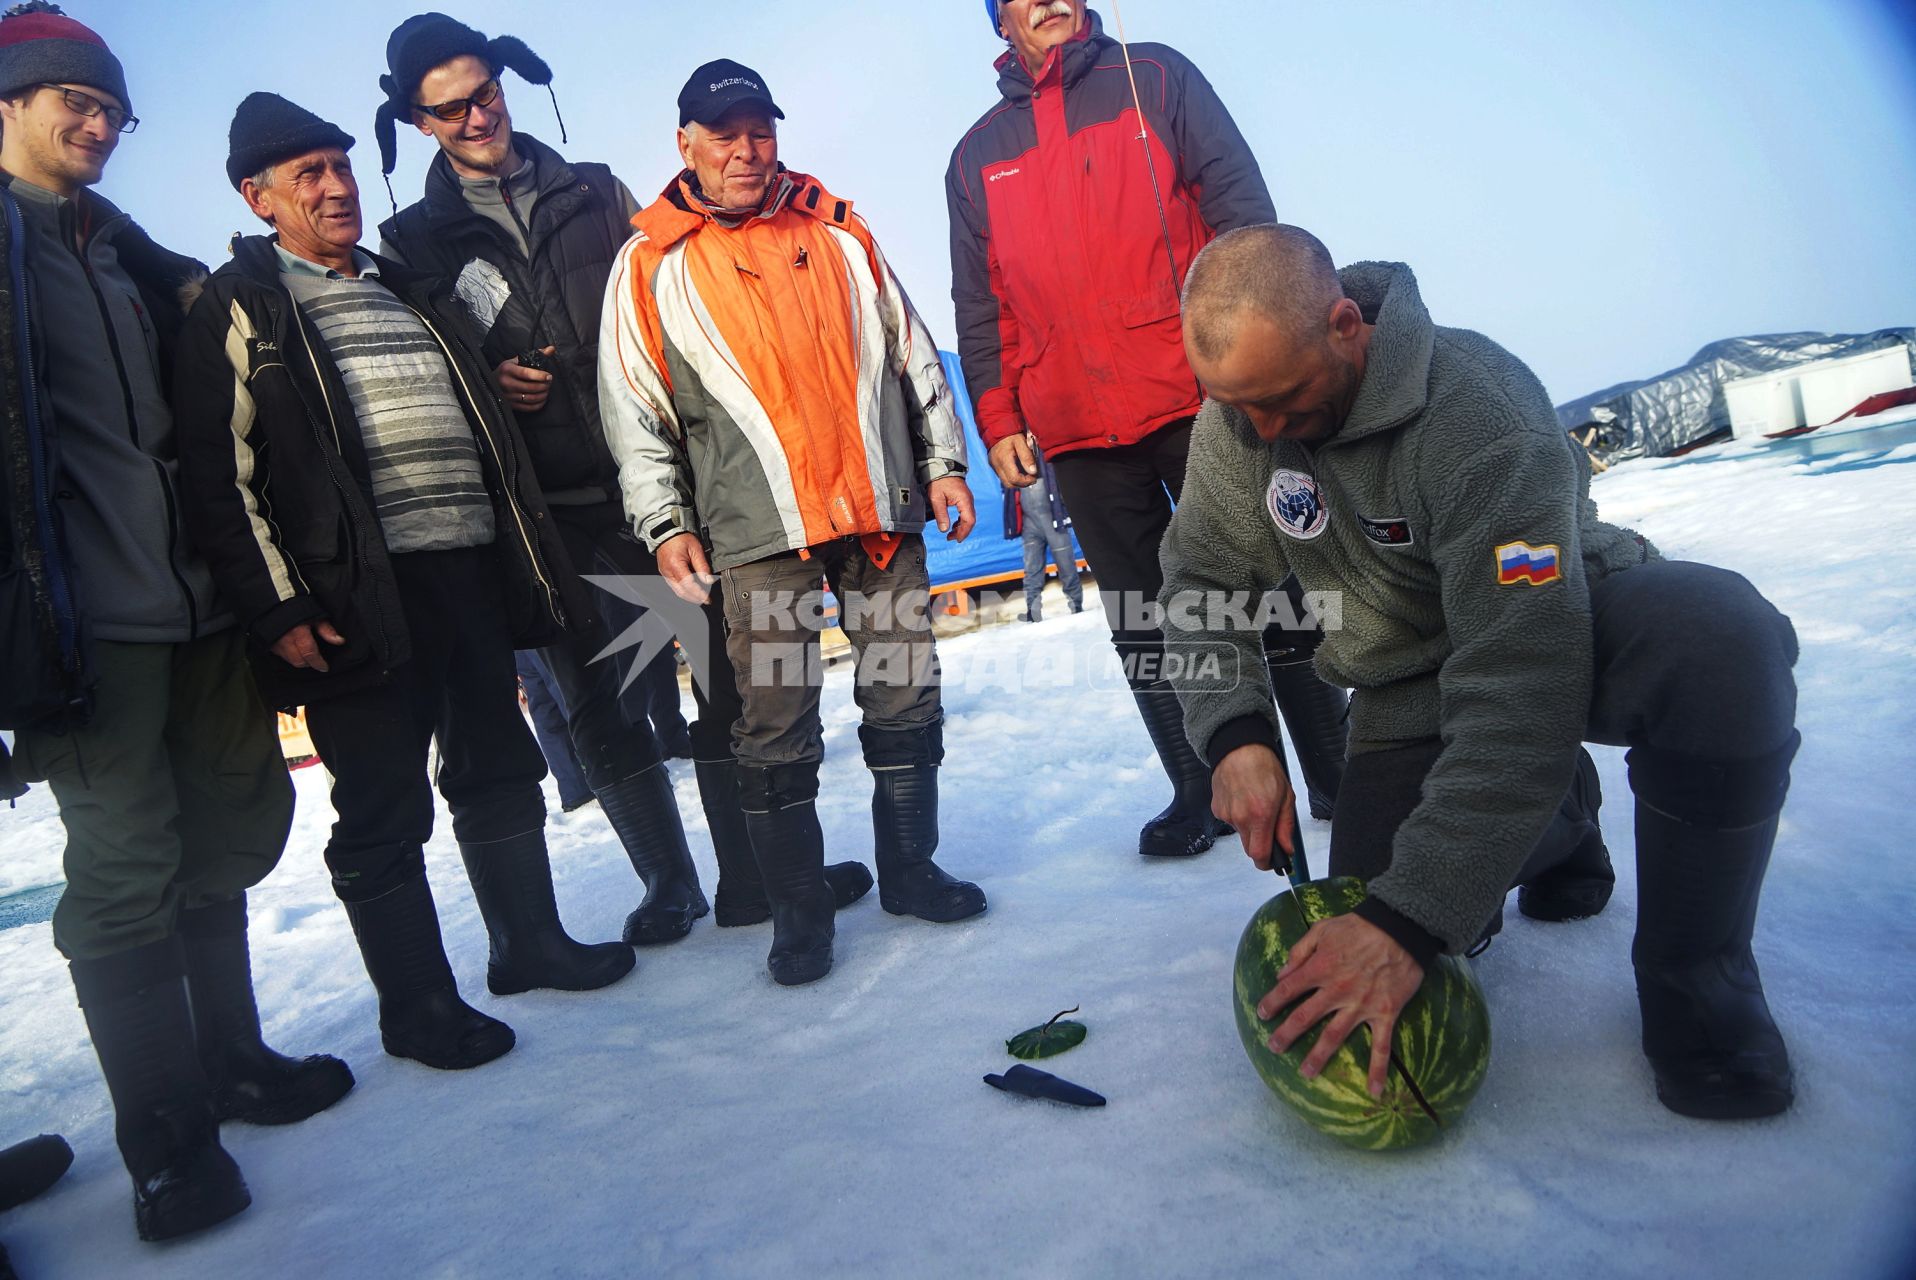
[414,79,502,123]
[35,84,137,134]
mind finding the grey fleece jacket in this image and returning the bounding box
[1159,261,1656,954]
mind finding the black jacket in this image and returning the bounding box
[379,134,637,506]
[0,182,206,734]
[171,234,587,710]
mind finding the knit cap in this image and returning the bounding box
[226,92,355,191]
[0,2,128,114]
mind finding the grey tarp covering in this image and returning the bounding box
[1556,329,1916,462]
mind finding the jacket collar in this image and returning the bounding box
[633,166,850,253]
[1333,261,1436,445]
[993,8,1109,104]
[420,131,578,229]
[227,233,432,299]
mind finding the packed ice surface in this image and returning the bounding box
[2,414,1914,1278]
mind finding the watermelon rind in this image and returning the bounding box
[1232,876,1492,1151]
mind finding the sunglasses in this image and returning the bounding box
[414,78,502,123]
[36,84,137,134]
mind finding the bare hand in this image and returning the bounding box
[657,532,716,605]
[271,619,347,673]
[988,434,1039,489]
[496,347,556,413]
[926,476,976,543]
[1257,913,1426,1098]
[1212,742,1298,871]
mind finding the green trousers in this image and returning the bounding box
[13,627,292,960]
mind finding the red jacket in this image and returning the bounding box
[945,11,1274,457]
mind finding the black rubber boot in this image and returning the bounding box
[179,895,355,1126]
[1131,681,1230,857]
[700,758,871,928]
[871,766,986,922]
[457,831,636,995]
[597,765,711,945]
[0,1134,72,1212]
[340,873,515,1071]
[68,939,251,1242]
[1630,740,1796,1120]
[1518,748,1615,922]
[739,763,836,986]
[1264,641,1349,822]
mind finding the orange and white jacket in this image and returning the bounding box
[598,170,968,572]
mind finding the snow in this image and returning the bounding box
[4,419,1916,1278]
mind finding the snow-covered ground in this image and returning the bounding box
[3,412,1914,1278]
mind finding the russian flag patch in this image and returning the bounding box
[1496,540,1562,587]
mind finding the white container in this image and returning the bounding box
[1725,346,1913,438]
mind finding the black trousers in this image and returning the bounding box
[1048,418,1318,688]
[305,546,547,903]
[538,509,744,774]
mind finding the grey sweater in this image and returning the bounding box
[1159,261,1656,953]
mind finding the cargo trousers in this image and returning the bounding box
[12,627,292,961]
[718,533,943,770]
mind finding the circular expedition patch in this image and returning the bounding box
[1266,468,1329,541]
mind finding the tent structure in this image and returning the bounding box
[1555,328,1916,464]
[924,351,1082,594]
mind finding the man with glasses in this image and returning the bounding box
[0,2,351,1244]
[370,15,875,944]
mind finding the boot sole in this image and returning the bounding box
[1138,831,1219,858]
[879,892,987,923]
[135,1163,251,1242]
[1519,879,1615,922]
[769,954,834,986]
[1654,1075,1794,1120]
[486,946,637,996]
[381,1029,515,1071]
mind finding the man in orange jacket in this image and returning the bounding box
[600,62,987,987]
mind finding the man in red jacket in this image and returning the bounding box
[947,1,1349,857]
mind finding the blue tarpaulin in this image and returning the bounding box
[924,351,1081,590]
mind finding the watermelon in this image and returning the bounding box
[1232,876,1491,1150]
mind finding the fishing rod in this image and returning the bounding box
[1108,0,1185,298]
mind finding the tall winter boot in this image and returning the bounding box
[596,764,711,945]
[1517,748,1615,922]
[68,938,250,1242]
[1131,680,1231,858]
[1629,739,1797,1119]
[457,831,636,995]
[739,763,836,986]
[700,758,872,927]
[0,1134,72,1212]
[1263,638,1349,821]
[179,895,355,1125]
[871,765,987,922]
[340,872,515,1071]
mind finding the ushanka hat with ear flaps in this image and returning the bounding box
[374,12,565,181]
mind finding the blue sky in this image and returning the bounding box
[78,0,1916,403]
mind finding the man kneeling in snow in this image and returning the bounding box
[1160,224,1800,1120]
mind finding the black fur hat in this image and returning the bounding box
[374,12,562,179]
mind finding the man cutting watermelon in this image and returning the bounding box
[1158,224,1801,1121]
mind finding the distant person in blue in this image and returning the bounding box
[1003,441,1083,622]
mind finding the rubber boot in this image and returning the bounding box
[1630,741,1796,1119]
[871,765,986,922]
[1518,748,1615,922]
[340,873,515,1071]
[700,758,871,928]
[1264,641,1349,822]
[596,764,711,945]
[739,763,836,986]
[1131,681,1230,857]
[179,895,355,1125]
[0,1134,72,1212]
[68,939,250,1242]
[457,831,636,996]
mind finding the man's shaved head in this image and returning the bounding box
[1182,224,1343,363]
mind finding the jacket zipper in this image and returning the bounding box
[285,297,393,660]
[5,191,82,693]
[75,223,200,640]
[410,304,565,624]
